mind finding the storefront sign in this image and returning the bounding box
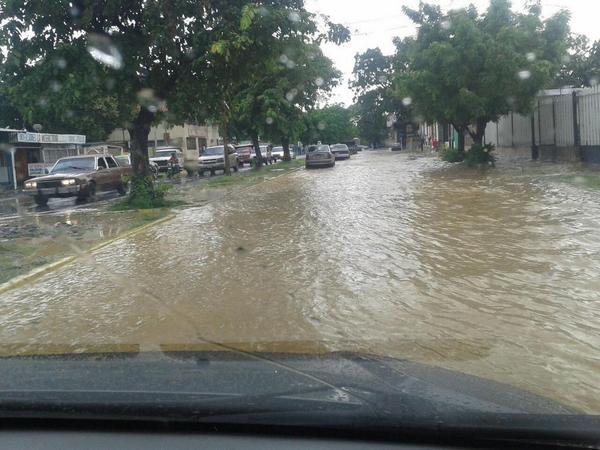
[13,132,86,144]
[28,163,52,176]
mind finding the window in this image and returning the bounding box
[97,157,107,169]
[106,157,118,168]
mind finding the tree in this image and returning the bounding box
[351,47,411,148]
[553,34,600,88]
[302,105,358,144]
[398,0,570,152]
[227,10,345,163]
[0,0,213,202]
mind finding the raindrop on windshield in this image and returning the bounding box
[279,54,289,64]
[315,77,324,87]
[38,97,48,107]
[50,80,62,92]
[286,89,298,102]
[526,52,536,62]
[288,11,301,22]
[378,75,387,83]
[591,77,599,87]
[317,122,326,130]
[258,6,269,16]
[562,54,571,64]
[54,57,67,69]
[441,20,451,30]
[402,97,412,106]
[69,4,79,17]
[87,33,123,70]
[266,117,274,125]
[518,70,531,80]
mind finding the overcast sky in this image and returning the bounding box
[305,0,600,106]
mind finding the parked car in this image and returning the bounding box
[390,143,403,151]
[114,154,159,176]
[272,146,284,161]
[23,154,131,206]
[235,144,254,166]
[330,143,351,160]
[305,144,335,169]
[198,145,240,176]
[150,146,183,172]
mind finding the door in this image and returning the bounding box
[95,157,111,190]
[104,155,121,188]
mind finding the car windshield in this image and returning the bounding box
[50,157,95,173]
[202,147,224,156]
[155,151,176,157]
[3,0,600,438]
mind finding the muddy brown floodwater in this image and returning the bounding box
[2,150,600,413]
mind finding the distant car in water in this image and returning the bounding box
[115,154,159,176]
[150,146,184,172]
[330,143,351,160]
[23,154,130,206]
[390,143,403,151]
[199,145,240,176]
[305,144,335,169]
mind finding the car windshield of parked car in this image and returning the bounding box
[50,157,95,173]
[3,0,600,441]
[202,146,224,156]
[155,150,176,158]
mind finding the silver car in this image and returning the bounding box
[330,143,351,160]
[305,144,335,169]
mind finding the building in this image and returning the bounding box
[0,129,86,190]
[106,122,221,161]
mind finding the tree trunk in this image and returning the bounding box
[221,110,231,176]
[251,132,263,168]
[452,124,466,153]
[282,137,291,161]
[467,119,487,146]
[128,107,154,178]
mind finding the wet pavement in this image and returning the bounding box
[2,150,600,413]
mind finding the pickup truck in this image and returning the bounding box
[23,154,131,206]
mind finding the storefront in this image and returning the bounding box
[0,129,86,190]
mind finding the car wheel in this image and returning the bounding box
[86,182,97,202]
[116,182,127,196]
[34,195,48,207]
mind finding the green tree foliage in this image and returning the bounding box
[0,0,213,192]
[302,105,358,144]
[225,9,345,163]
[553,34,600,88]
[398,0,570,151]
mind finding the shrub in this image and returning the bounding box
[440,145,465,163]
[119,176,173,210]
[465,143,496,167]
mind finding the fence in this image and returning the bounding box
[483,85,600,163]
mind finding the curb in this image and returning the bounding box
[0,214,176,296]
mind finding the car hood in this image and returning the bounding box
[28,172,91,181]
[149,156,173,161]
[0,351,574,415]
[199,155,224,160]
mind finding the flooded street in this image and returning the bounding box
[2,150,600,413]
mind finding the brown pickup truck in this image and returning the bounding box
[23,154,132,206]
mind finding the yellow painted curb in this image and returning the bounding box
[0,213,176,296]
